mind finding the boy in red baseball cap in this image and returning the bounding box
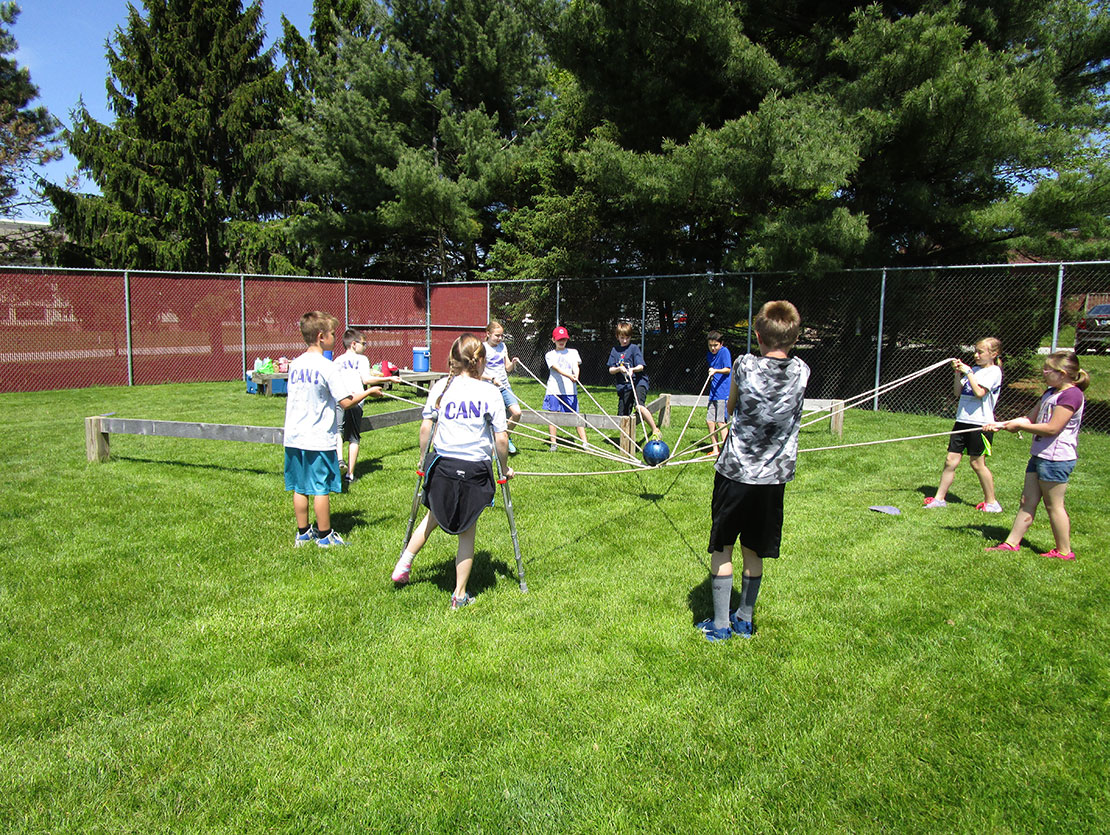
[543,325,588,450]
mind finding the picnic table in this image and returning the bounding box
[250,369,446,396]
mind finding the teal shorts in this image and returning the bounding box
[284,447,342,495]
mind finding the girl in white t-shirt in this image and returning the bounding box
[482,320,522,455]
[925,337,1004,511]
[392,334,512,609]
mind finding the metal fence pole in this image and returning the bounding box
[641,277,647,356]
[424,276,432,350]
[1052,263,1064,351]
[556,279,561,325]
[239,274,246,379]
[746,274,753,355]
[123,270,134,386]
[344,279,350,330]
[873,268,887,410]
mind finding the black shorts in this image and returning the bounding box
[423,456,495,535]
[947,421,992,457]
[342,404,363,443]
[707,471,786,558]
[617,383,649,417]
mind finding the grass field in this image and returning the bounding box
[1,381,1108,832]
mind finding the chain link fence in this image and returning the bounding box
[3,263,1107,430]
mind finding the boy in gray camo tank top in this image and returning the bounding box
[697,301,810,642]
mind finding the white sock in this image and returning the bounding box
[395,550,415,571]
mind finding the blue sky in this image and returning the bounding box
[11,0,315,220]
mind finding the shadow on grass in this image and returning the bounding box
[115,455,275,476]
[330,510,388,535]
[686,575,741,627]
[955,522,1051,552]
[114,452,388,480]
[914,484,979,505]
[406,550,515,596]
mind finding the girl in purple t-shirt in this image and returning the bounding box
[984,351,1089,560]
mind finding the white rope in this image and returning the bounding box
[800,358,954,428]
[799,425,980,454]
[379,390,427,409]
[670,371,713,459]
[514,465,653,477]
[514,357,640,460]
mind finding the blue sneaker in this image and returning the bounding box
[507,438,518,455]
[729,611,755,638]
[695,618,733,642]
[316,530,348,548]
[294,528,317,547]
[450,592,475,610]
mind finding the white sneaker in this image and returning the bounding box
[977,501,1003,513]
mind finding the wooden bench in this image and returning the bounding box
[666,395,845,437]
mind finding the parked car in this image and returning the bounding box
[1075,303,1110,353]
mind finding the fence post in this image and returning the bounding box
[239,274,246,379]
[123,270,134,386]
[873,268,887,411]
[425,276,432,350]
[1051,263,1064,351]
[641,277,647,356]
[344,278,350,331]
[747,274,753,355]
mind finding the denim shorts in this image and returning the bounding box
[499,385,519,408]
[1026,456,1076,483]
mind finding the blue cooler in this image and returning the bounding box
[245,371,258,394]
[412,346,430,372]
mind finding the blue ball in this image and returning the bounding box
[643,439,670,466]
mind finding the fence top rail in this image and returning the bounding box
[6,260,1110,286]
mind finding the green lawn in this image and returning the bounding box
[1,382,1107,832]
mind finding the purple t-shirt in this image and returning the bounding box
[1030,386,1084,461]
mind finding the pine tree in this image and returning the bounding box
[48,0,289,272]
[0,2,60,219]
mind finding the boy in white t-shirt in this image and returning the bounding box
[543,325,588,451]
[334,328,387,484]
[284,313,378,547]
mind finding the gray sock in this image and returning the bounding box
[735,574,762,623]
[711,573,733,629]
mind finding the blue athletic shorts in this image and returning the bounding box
[543,393,579,413]
[1026,456,1076,483]
[284,447,342,495]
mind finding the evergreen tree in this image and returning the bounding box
[47,0,289,272]
[493,0,1110,274]
[0,2,60,219]
[278,0,549,279]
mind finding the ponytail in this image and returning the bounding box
[435,334,486,409]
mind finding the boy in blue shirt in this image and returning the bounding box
[706,330,731,457]
[606,322,660,441]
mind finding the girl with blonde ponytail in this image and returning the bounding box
[393,334,514,608]
[985,351,1088,560]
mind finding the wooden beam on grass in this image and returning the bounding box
[85,407,426,462]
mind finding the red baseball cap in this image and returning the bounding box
[552,326,569,340]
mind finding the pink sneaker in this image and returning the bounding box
[923,496,947,508]
[1040,548,1076,560]
[391,556,412,584]
[984,542,1019,552]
